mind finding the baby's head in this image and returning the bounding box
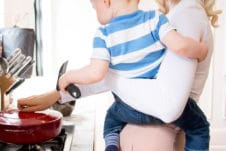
[91,0,140,25]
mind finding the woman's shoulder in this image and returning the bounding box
[170,0,205,16]
[168,0,209,33]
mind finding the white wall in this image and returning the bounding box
[3,0,34,28]
[0,0,4,27]
[208,1,226,150]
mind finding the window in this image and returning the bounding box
[39,0,98,75]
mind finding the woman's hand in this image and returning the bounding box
[17,90,60,112]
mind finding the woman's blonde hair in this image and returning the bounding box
[155,0,222,27]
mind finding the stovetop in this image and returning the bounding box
[0,123,75,151]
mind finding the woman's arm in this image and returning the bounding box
[57,47,196,122]
[59,50,196,119]
[106,51,197,123]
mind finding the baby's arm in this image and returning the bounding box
[58,59,109,92]
[162,30,208,62]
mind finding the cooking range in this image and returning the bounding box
[0,123,74,151]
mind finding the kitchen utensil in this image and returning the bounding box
[8,54,25,75]
[0,35,3,57]
[5,78,25,95]
[0,57,9,76]
[56,61,81,98]
[0,109,62,144]
[16,60,34,77]
[12,56,33,77]
[7,48,21,64]
[7,48,22,70]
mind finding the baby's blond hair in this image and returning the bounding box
[155,0,222,27]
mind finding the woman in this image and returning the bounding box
[18,0,221,150]
[119,0,221,150]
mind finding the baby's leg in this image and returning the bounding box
[172,98,210,151]
[111,93,164,125]
[103,101,127,151]
[104,93,164,151]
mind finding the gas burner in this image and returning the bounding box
[17,144,44,151]
[16,129,66,151]
[0,124,74,151]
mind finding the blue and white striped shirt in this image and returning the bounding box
[92,10,174,79]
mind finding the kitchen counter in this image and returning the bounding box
[11,76,98,151]
[64,97,95,151]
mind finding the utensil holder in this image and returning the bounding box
[0,75,15,111]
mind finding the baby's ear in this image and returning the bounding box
[104,0,111,7]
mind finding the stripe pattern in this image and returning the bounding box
[91,10,174,78]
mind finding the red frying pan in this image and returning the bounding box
[0,109,62,144]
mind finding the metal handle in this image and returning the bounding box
[56,61,81,98]
[65,84,81,98]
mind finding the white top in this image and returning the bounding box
[59,0,213,123]
[168,0,214,101]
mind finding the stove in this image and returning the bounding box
[0,123,75,151]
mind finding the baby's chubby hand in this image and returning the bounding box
[58,70,75,93]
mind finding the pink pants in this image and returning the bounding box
[120,124,184,151]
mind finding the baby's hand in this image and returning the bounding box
[58,74,70,93]
[198,42,208,62]
[58,70,75,93]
